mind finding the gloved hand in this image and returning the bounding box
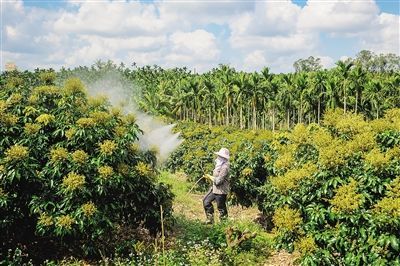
[203,174,214,182]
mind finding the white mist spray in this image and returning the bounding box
[81,71,182,164]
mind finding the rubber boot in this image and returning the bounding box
[205,213,214,225]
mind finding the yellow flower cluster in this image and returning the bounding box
[0,165,4,174]
[386,146,400,160]
[7,93,22,105]
[336,113,368,136]
[90,111,112,125]
[122,113,136,125]
[32,86,59,96]
[56,215,75,230]
[117,163,129,175]
[110,107,122,117]
[0,113,19,126]
[271,163,317,193]
[81,202,97,217]
[294,235,317,255]
[135,162,152,176]
[62,172,85,192]
[71,150,89,164]
[0,100,7,112]
[99,140,117,155]
[76,117,96,128]
[24,123,41,135]
[38,213,53,227]
[289,123,309,144]
[50,147,69,163]
[24,106,39,116]
[318,139,347,168]
[374,197,400,217]
[364,148,390,169]
[28,95,39,104]
[65,128,76,140]
[273,206,302,231]
[5,144,29,162]
[384,108,400,124]
[98,165,114,178]
[88,95,108,108]
[323,109,368,136]
[64,78,86,95]
[241,168,253,177]
[310,128,333,148]
[274,151,295,171]
[114,126,127,137]
[369,119,395,133]
[330,178,363,213]
[373,177,400,216]
[347,131,376,153]
[129,143,140,154]
[36,114,55,125]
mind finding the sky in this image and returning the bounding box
[1,0,399,73]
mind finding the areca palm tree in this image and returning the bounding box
[336,60,354,113]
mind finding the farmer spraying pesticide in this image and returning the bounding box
[202,148,230,224]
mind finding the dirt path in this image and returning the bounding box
[161,171,296,265]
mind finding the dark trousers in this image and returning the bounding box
[203,189,228,219]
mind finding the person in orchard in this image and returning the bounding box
[203,148,230,224]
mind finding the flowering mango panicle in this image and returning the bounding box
[271,162,317,193]
[318,140,347,168]
[122,113,136,125]
[65,128,76,140]
[274,151,295,171]
[330,178,363,213]
[88,95,108,108]
[241,167,253,177]
[1,113,19,126]
[24,123,41,135]
[90,111,112,125]
[7,93,23,105]
[36,113,55,125]
[289,123,310,144]
[347,131,376,153]
[135,161,152,176]
[273,206,302,232]
[32,85,59,96]
[62,172,85,192]
[38,213,53,227]
[365,148,390,169]
[76,117,96,128]
[114,126,127,137]
[98,165,114,179]
[50,147,69,163]
[56,215,75,230]
[294,235,317,256]
[81,202,97,217]
[71,150,89,164]
[99,140,117,155]
[64,78,86,95]
[5,144,29,162]
[373,197,400,217]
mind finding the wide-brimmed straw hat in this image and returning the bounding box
[214,148,230,160]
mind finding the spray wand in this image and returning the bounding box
[186,164,212,195]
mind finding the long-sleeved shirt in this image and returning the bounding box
[212,162,230,195]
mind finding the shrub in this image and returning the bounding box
[0,71,173,262]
